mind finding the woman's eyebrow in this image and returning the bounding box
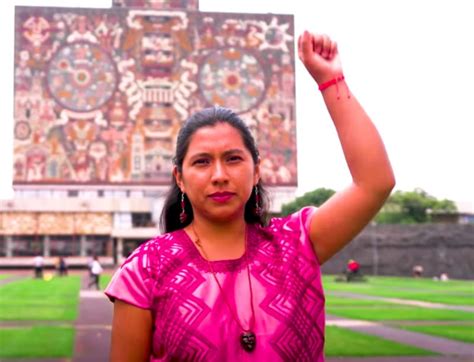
[223,149,245,156]
[188,149,245,160]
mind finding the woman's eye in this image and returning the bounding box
[192,159,209,166]
[227,155,242,163]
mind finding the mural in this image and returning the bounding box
[1,212,112,235]
[14,7,297,186]
[113,0,199,10]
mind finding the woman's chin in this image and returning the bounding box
[200,207,245,224]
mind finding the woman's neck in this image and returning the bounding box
[187,217,247,260]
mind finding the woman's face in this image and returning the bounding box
[174,122,259,224]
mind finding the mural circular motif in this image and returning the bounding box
[265,27,284,46]
[47,42,117,112]
[198,48,266,113]
[15,121,31,140]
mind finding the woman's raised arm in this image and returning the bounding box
[298,31,396,264]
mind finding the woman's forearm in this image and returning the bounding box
[321,80,396,194]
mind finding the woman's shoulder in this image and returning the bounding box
[133,229,188,255]
[265,206,317,233]
[121,229,188,267]
[255,206,319,263]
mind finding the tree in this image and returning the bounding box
[375,188,457,224]
[281,188,335,216]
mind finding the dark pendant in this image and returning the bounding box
[240,331,256,352]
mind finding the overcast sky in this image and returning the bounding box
[1,0,473,211]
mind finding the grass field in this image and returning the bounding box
[0,274,11,280]
[0,275,86,358]
[0,275,81,320]
[326,296,474,321]
[323,275,474,306]
[0,272,472,358]
[399,325,474,344]
[101,274,113,290]
[325,326,436,357]
[0,326,75,358]
[323,275,474,350]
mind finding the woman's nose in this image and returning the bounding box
[211,161,228,183]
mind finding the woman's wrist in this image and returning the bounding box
[318,74,350,100]
[318,74,345,91]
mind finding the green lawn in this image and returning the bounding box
[0,274,11,280]
[324,276,474,352]
[323,275,474,306]
[325,326,436,356]
[326,296,474,321]
[101,274,113,290]
[399,325,474,344]
[327,305,474,321]
[0,326,75,358]
[0,276,81,320]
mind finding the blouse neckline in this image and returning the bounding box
[177,225,259,273]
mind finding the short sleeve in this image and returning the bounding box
[104,242,157,310]
[270,206,319,263]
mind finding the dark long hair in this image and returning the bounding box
[160,107,269,233]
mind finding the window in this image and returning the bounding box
[38,190,53,198]
[49,235,81,256]
[11,235,43,256]
[0,237,6,257]
[129,190,144,198]
[78,191,98,199]
[85,235,109,256]
[16,190,38,198]
[68,190,79,197]
[52,191,68,198]
[132,213,153,227]
[114,213,132,228]
[104,190,127,198]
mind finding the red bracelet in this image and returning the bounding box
[318,75,345,90]
[318,75,351,99]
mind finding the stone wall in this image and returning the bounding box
[321,224,474,280]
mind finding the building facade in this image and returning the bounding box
[1,1,297,267]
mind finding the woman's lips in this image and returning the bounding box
[209,192,235,203]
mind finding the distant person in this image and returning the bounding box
[88,256,103,290]
[346,259,360,281]
[412,264,423,277]
[87,254,96,282]
[57,257,68,276]
[440,272,449,282]
[33,255,44,279]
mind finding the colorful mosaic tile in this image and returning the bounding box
[113,0,199,10]
[2,212,113,235]
[14,7,296,186]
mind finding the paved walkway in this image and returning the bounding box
[330,291,474,313]
[327,315,474,358]
[0,275,28,286]
[72,275,113,362]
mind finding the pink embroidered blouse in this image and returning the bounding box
[105,207,325,361]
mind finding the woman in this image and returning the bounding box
[105,31,395,361]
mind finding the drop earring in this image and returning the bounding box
[179,192,188,223]
[253,186,261,217]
